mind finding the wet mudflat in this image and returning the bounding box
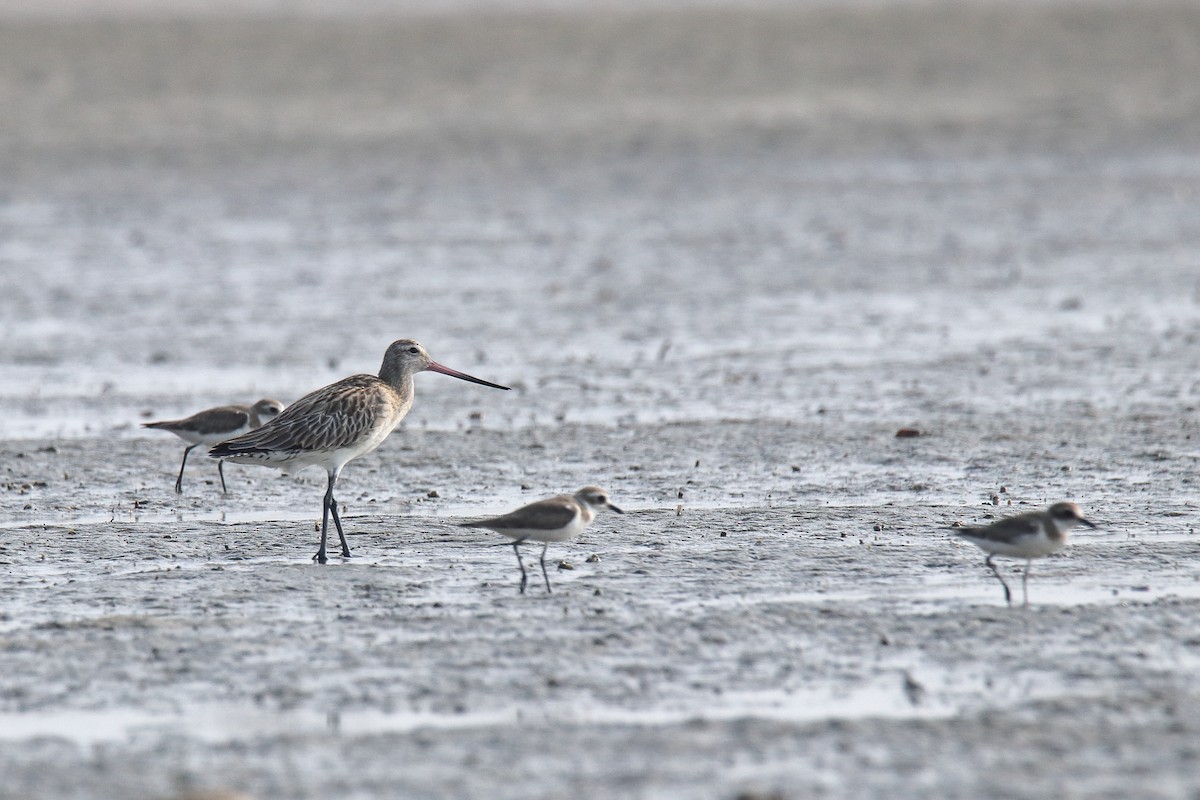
[2,1,1200,798]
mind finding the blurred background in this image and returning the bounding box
[1,0,1198,439]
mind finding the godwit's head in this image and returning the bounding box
[380,339,511,390]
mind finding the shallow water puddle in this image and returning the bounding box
[666,571,1200,613]
[0,666,1077,747]
[0,509,326,531]
[0,692,937,747]
[0,705,516,747]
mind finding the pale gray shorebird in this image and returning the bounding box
[143,398,285,494]
[461,486,623,594]
[209,339,509,564]
[951,501,1096,607]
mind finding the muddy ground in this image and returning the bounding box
[2,1,1200,798]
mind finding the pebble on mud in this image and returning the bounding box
[903,672,926,706]
[895,428,921,438]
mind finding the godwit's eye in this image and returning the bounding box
[408,347,419,354]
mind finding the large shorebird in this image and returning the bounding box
[143,398,285,494]
[461,486,623,594]
[951,501,1096,607]
[210,339,509,564]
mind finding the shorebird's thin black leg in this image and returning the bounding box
[217,459,228,494]
[539,542,552,594]
[985,554,1013,607]
[175,444,197,494]
[1021,560,1032,607]
[512,540,528,594]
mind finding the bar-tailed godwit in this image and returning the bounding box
[210,339,509,563]
[143,398,285,494]
[462,486,623,594]
[951,501,1096,606]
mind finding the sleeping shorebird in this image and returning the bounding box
[143,398,285,494]
[461,486,623,594]
[951,501,1096,607]
[209,339,509,564]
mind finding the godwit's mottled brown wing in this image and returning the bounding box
[144,406,251,435]
[954,513,1041,544]
[462,496,579,532]
[211,375,391,458]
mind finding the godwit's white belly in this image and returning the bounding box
[260,418,400,475]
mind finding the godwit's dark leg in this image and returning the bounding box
[328,467,350,557]
[330,495,349,557]
[1021,560,1032,607]
[539,542,552,594]
[985,554,1012,607]
[175,444,198,494]
[512,540,528,594]
[314,470,337,564]
[217,459,228,494]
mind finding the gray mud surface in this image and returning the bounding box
[3,1,1200,798]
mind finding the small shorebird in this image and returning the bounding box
[209,339,509,564]
[461,486,623,594]
[951,501,1096,607]
[143,398,285,494]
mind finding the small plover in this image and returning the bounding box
[143,398,285,494]
[951,501,1096,606]
[461,486,623,594]
[209,340,509,564]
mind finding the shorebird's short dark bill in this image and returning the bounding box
[461,486,623,594]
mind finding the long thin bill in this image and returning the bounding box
[427,360,511,390]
